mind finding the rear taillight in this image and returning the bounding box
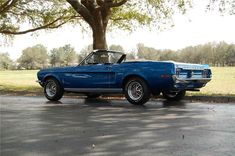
[203,69,209,78]
[176,68,182,76]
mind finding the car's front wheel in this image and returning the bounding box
[125,78,150,105]
[44,78,64,101]
[162,90,186,101]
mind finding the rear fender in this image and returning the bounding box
[122,74,150,89]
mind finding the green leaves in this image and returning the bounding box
[207,0,235,15]
[136,42,235,66]
[17,44,49,69]
[1,0,234,48]
[110,5,152,31]
[0,52,14,70]
[0,0,79,35]
[50,44,77,67]
[109,0,193,32]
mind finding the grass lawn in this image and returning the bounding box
[0,70,41,94]
[0,67,235,96]
[188,67,235,96]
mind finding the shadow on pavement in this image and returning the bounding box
[1,96,235,156]
[162,100,186,108]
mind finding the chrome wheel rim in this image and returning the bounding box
[127,81,143,101]
[46,81,57,97]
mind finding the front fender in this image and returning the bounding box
[42,73,63,86]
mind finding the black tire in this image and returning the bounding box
[162,90,186,101]
[86,94,101,99]
[124,77,150,105]
[44,78,64,101]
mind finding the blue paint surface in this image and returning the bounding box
[37,51,212,94]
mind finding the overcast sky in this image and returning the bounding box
[1,2,235,60]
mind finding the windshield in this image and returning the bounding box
[80,51,125,65]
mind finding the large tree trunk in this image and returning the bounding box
[66,0,121,50]
[92,24,107,50]
[91,9,109,50]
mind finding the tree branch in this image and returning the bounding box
[0,16,80,35]
[66,0,94,26]
[105,0,128,8]
[81,0,99,11]
[0,0,18,14]
[96,0,105,6]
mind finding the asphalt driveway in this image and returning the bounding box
[1,96,235,156]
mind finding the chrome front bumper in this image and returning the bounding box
[36,80,44,87]
[36,80,42,83]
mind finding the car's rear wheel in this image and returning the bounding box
[162,90,186,101]
[44,78,64,101]
[125,77,150,105]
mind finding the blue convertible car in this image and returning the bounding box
[37,50,212,105]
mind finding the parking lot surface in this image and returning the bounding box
[1,96,235,156]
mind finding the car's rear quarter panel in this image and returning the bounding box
[113,62,175,92]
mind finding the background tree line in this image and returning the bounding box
[136,42,235,66]
[0,41,234,70]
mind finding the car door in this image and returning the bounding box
[108,63,126,89]
[63,63,114,90]
[63,51,126,93]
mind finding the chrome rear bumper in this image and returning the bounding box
[172,75,211,90]
[175,77,211,84]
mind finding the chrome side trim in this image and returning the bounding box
[72,74,92,78]
[64,88,123,93]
